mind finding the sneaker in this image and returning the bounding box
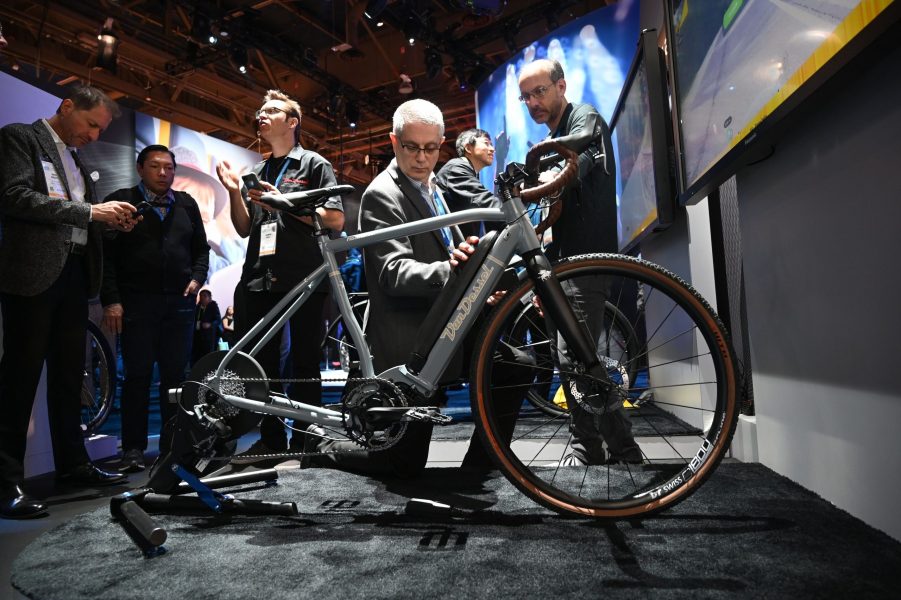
[119,449,145,473]
[230,440,285,468]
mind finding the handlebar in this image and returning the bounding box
[510,112,606,236]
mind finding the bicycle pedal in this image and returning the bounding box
[403,407,452,424]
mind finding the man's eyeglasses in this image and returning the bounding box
[399,141,441,156]
[255,106,293,120]
[518,84,552,103]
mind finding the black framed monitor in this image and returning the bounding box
[665,0,901,204]
[610,28,675,253]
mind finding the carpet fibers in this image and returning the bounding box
[12,463,901,599]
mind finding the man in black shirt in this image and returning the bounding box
[101,144,209,472]
[519,59,640,465]
[216,90,344,460]
[435,128,501,238]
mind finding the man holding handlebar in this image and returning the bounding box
[519,58,640,465]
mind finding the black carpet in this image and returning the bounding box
[11,463,901,599]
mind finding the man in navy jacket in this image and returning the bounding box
[101,144,209,472]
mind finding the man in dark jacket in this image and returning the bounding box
[101,144,209,472]
[435,128,501,238]
[519,58,640,465]
[0,85,133,519]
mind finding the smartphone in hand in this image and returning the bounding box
[241,172,264,191]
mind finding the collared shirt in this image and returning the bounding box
[404,171,453,252]
[41,118,86,204]
[138,182,175,219]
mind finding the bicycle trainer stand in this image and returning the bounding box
[110,410,298,558]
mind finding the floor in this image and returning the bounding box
[0,376,472,600]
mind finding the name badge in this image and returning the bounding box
[260,221,277,256]
[41,160,68,200]
[71,227,88,245]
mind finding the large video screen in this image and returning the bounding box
[474,0,639,197]
[611,30,674,252]
[668,0,899,202]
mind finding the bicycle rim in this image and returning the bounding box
[470,254,739,518]
[81,321,116,435]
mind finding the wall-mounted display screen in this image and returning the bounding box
[667,0,899,203]
[610,29,674,252]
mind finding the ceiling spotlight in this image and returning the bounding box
[208,34,218,45]
[95,18,119,74]
[398,73,413,94]
[376,21,384,28]
[364,0,388,21]
[0,20,7,51]
[230,44,248,74]
[408,37,416,46]
[346,102,360,129]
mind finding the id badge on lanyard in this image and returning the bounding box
[260,219,277,256]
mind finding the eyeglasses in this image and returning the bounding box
[255,106,293,120]
[518,84,553,103]
[399,141,441,156]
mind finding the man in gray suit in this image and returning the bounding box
[315,99,523,477]
[0,85,137,519]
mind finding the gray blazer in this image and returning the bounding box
[0,120,102,297]
[358,159,463,374]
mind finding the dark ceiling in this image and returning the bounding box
[0,0,613,183]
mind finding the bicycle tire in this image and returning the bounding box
[520,300,641,418]
[80,320,116,435]
[470,254,739,519]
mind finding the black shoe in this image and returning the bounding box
[607,446,643,465]
[230,440,285,468]
[56,463,128,487]
[295,425,326,469]
[119,449,146,473]
[0,486,47,520]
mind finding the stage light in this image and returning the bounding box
[230,44,248,74]
[346,103,360,129]
[95,18,119,74]
[364,0,388,21]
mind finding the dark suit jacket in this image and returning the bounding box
[358,159,463,374]
[0,120,103,297]
[435,157,501,238]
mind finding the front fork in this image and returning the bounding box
[520,250,612,391]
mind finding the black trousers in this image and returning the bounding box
[0,255,91,492]
[233,285,326,449]
[119,291,195,452]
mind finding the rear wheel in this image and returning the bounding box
[80,320,116,435]
[470,254,739,519]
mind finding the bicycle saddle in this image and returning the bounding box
[259,184,355,215]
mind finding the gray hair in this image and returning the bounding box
[392,99,445,138]
[455,128,491,158]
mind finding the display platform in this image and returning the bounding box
[11,463,901,599]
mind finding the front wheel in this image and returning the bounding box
[470,254,739,519]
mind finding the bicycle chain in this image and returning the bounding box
[206,375,423,464]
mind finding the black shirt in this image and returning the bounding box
[548,102,618,258]
[241,144,343,293]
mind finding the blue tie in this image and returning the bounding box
[424,187,453,251]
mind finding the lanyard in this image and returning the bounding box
[264,156,291,190]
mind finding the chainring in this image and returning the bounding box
[341,377,409,449]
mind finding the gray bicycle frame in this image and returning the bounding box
[201,194,540,430]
